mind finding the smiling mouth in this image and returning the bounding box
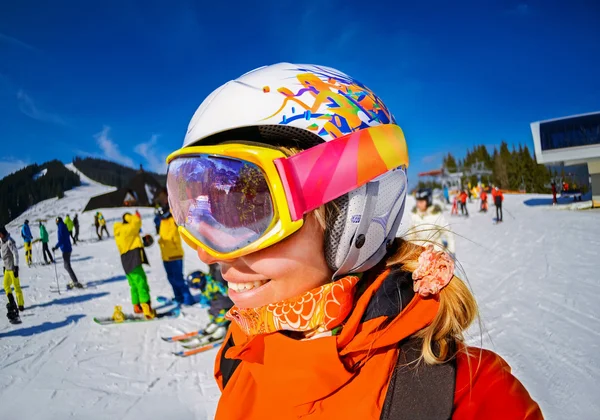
[227,280,270,293]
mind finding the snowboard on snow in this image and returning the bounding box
[93,296,181,325]
[93,306,181,325]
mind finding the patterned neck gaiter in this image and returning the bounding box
[226,275,360,337]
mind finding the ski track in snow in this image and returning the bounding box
[1,167,599,419]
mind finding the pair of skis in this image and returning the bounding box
[161,325,225,358]
[91,296,224,357]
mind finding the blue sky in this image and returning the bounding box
[1,0,599,181]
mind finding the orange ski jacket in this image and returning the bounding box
[214,269,543,419]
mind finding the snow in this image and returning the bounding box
[2,166,599,419]
[33,168,47,180]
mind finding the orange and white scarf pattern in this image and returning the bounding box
[226,275,360,337]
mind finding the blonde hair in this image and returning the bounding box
[386,240,478,364]
[281,145,478,365]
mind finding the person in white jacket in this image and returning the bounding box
[405,189,455,255]
[1,226,23,323]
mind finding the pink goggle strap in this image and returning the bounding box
[274,124,409,221]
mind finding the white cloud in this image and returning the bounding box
[421,152,444,165]
[94,126,135,168]
[134,134,168,174]
[0,158,30,179]
[17,90,67,126]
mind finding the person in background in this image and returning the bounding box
[551,182,557,206]
[97,212,109,238]
[442,184,450,204]
[113,212,154,319]
[451,192,459,216]
[459,189,469,217]
[156,190,194,306]
[406,189,455,256]
[492,187,504,222]
[73,214,80,242]
[21,219,33,266]
[1,226,25,314]
[64,214,76,245]
[39,221,54,264]
[94,212,101,239]
[480,189,488,213]
[52,217,83,289]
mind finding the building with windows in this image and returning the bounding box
[531,111,600,207]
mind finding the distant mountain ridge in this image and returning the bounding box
[0,160,81,226]
[72,157,166,188]
[0,157,167,227]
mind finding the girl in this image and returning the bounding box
[166,63,542,419]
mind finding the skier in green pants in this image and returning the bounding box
[113,212,154,319]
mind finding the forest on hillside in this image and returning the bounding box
[73,157,166,187]
[0,161,81,226]
[417,142,554,193]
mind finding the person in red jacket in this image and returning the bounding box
[493,187,504,222]
[480,190,488,212]
[551,182,557,205]
[459,189,469,217]
[166,63,542,419]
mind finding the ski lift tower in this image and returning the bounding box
[417,167,463,192]
[466,161,493,187]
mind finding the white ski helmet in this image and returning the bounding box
[181,63,409,276]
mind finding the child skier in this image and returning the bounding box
[406,188,455,255]
[52,217,83,289]
[186,265,233,343]
[21,219,33,266]
[451,192,459,216]
[39,221,54,264]
[165,63,541,418]
[480,189,488,212]
[156,193,194,306]
[1,226,25,318]
[113,212,154,319]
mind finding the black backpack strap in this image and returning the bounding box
[220,334,242,389]
[380,338,456,420]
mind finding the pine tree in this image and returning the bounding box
[443,153,458,173]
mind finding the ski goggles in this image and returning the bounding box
[166,124,409,260]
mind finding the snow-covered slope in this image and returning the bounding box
[1,181,599,419]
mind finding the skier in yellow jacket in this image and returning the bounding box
[155,192,194,305]
[113,213,154,319]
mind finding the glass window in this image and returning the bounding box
[540,113,600,151]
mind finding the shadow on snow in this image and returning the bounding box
[86,275,127,288]
[0,314,86,338]
[27,292,109,310]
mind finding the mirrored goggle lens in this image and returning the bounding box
[167,155,275,254]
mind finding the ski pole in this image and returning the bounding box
[504,207,516,220]
[52,249,61,295]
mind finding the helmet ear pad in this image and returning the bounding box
[324,168,408,276]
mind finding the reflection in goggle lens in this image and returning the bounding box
[167,156,274,253]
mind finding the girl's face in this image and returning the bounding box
[197,214,332,309]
